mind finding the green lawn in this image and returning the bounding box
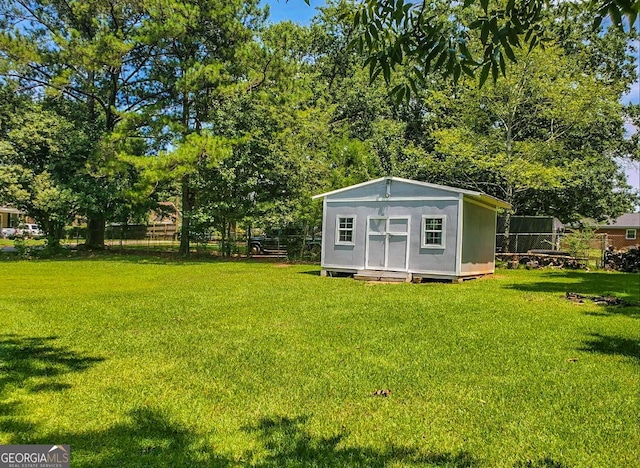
[0,238,45,247]
[0,258,638,467]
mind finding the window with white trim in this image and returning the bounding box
[626,229,637,240]
[336,216,356,245]
[421,215,446,248]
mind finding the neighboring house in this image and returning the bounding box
[105,201,180,241]
[0,206,22,229]
[150,201,180,225]
[312,177,511,282]
[596,213,640,249]
[147,201,179,240]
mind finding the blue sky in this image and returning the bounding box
[263,0,639,197]
[262,0,323,24]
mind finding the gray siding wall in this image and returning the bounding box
[322,197,460,274]
[386,180,460,199]
[405,200,459,274]
[322,202,367,270]
[461,199,496,274]
[327,179,387,200]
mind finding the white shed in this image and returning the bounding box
[313,177,511,282]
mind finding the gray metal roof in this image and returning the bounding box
[604,212,640,229]
[312,177,512,209]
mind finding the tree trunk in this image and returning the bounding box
[301,222,308,259]
[106,68,119,131]
[41,219,61,251]
[178,81,193,256]
[220,218,226,257]
[86,214,106,249]
[179,175,191,256]
[502,185,514,253]
[226,221,232,256]
[84,65,109,250]
[80,65,119,250]
[502,107,515,254]
[246,223,252,257]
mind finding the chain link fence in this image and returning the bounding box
[495,232,640,268]
[495,233,563,253]
[61,224,322,260]
[22,223,636,266]
[496,233,638,253]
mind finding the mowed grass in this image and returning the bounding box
[0,257,638,467]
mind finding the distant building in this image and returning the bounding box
[596,213,640,249]
[0,206,22,229]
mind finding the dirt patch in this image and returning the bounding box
[479,274,504,280]
[565,292,634,307]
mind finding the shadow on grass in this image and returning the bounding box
[11,408,231,467]
[0,336,226,466]
[1,411,477,467]
[243,415,477,467]
[580,333,640,362]
[0,334,106,448]
[298,270,321,276]
[0,334,104,398]
[0,251,221,266]
[503,270,640,318]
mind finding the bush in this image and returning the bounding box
[13,237,30,259]
[562,226,597,259]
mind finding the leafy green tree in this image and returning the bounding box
[193,21,321,253]
[625,104,640,161]
[0,0,164,248]
[308,2,406,181]
[350,0,637,97]
[416,46,636,236]
[138,0,265,255]
[0,87,81,247]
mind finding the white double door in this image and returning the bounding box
[365,216,410,271]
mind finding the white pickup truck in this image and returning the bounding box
[1,224,44,239]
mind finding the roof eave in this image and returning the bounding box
[311,177,511,209]
[311,177,388,200]
[312,176,481,200]
[600,225,639,229]
[464,193,512,210]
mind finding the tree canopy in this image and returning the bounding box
[0,0,637,252]
[350,0,638,99]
